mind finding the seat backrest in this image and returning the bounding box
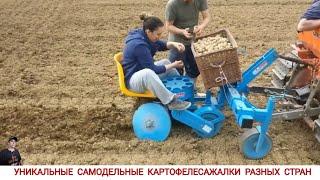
[114,52,126,91]
[113,52,155,98]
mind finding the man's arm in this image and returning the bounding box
[193,9,210,35]
[298,1,320,31]
[165,0,193,39]
[165,20,193,39]
[165,11,210,38]
[297,18,320,31]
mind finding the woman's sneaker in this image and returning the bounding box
[167,98,191,110]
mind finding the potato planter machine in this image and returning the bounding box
[116,30,320,159]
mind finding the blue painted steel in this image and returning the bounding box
[219,85,275,146]
[204,90,212,106]
[130,49,279,159]
[171,105,225,138]
[129,75,226,141]
[215,49,279,159]
[241,128,273,159]
[163,76,194,101]
[163,76,225,137]
[221,86,275,126]
[237,48,279,93]
[193,106,225,138]
[133,103,171,142]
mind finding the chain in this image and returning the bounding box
[214,65,233,105]
[264,89,286,99]
[215,64,287,106]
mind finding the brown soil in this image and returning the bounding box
[0,0,319,164]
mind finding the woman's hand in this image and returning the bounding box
[167,42,185,52]
[172,60,184,69]
[173,42,185,52]
[165,60,184,71]
[167,42,186,53]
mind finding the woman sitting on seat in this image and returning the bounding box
[297,0,320,31]
[122,14,191,110]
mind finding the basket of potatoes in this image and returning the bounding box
[191,29,242,89]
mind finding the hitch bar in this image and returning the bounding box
[279,55,315,68]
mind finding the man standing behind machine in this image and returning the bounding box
[165,0,210,89]
[297,0,320,32]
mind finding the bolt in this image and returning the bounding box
[145,119,155,129]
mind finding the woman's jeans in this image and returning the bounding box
[128,59,180,104]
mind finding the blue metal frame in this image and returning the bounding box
[237,48,279,93]
[133,48,281,158]
[217,48,279,153]
[171,105,225,138]
[218,86,275,152]
[163,76,225,138]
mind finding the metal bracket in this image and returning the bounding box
[249,86,300,100]
[272,107,320,121]
[304,79,320,113]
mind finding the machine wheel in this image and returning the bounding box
[193,107,224,138]
[240,128,272,159]
[133,103,171,142]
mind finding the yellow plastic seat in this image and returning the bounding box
[114,52,155,98]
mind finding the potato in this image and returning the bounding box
[193,34,232,55]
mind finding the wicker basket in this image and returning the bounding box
[191,29,241,89]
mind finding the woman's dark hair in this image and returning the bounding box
[139,13,164,32]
